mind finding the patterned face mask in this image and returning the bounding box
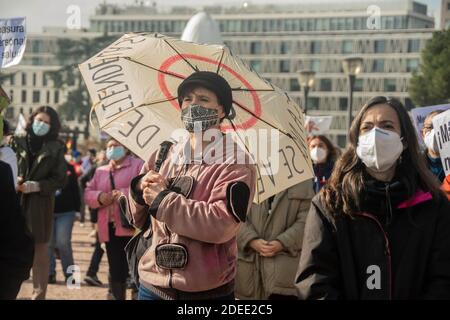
[181,104,220,132]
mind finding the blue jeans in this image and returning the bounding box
[48,211,75,278]
[138,284,235,300]
[138,285,162,300]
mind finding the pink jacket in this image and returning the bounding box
[85,155,143,243]
[129,133,256,293]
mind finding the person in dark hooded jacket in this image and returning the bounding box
[0,160,34,299]
[295,96,450,300]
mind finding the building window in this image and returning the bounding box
[9,90,13,102]
[279,60,290,73]
[384,79,396,92]
[22,73,27,86]
[311,60,321,72]
[5,107,14,119]
[408,39,420,52]
[46,91,50,104]
[290,78,300,91]
[311,41,321,54]
[33,73,37,86]
[337,135,347,148]
[404,98,414,110]
[373,59,385,72]
[342,40,353,54]
[354,78,363,91]
[250,60,262,72]
[406,59,420,72]
[374,40,385,53]
[250,42,262,54]
[307,97,319,110]
[339,97,348,111]
[320,79,332,91]
[32,91,40,103]
[10,74,15,85]
[281,41,290,54]
[21,90,27,103]
[43,73,48,86]
[54,91,59,104]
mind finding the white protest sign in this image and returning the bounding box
[305,116,333,136]
[410,104,450,144]
[432,109,450,176]
[0,17,26,68]
[14,113,26,135]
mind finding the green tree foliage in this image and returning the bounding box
[409,29,450,107]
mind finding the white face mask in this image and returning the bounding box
[64,155,72,162]
[310,147,327,163]
[423,129,439,155]
[356,127,404,172]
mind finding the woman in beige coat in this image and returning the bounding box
[236,180,314,300]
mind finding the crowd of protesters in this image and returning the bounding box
[1,74,450,301]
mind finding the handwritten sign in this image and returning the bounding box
[410,104,450,144]
[305,116,333,136]
[0,17,26,68]
[432,109,450,176]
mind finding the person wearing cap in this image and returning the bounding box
[129,71,257,300]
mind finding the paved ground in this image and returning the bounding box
[17,222,134,300]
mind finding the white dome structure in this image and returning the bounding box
[181,11,224,45]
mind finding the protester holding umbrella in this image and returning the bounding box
[84,138,143,300]
[422,110,445,183]
[296,96,450,299]
[129,72,257,300]
[308,135,339,193]
[9,106,67,300]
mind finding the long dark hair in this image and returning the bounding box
[321,96,443,217]
[25,106,61,141]
[309,135,339,164]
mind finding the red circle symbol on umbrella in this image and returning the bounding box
[158,54,262,130]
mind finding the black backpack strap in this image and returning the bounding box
[141,140,174,231]
[154,140,174,173]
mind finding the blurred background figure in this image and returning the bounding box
[308,135,340,193]
[9,106,67,300]
[85,139,143,299]
[0,119,18,186]
[79,148,97,226]
[236,179,315,300]
[82,150,108,287]
[421,110,445,183]
[48,145,81,284]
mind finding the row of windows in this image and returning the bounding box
[92,20,186,33]
[93,15,432,34]
[248,58,420,74]
[273,77,402,93]
[4,72,50,87]
[247,39,422,54]
[8,89,60,104]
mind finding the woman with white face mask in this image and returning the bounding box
[84,138,143,300]
[295,96,450,300]
[8,106,67,300]
[421,110,445,183]
[308,135,339,193]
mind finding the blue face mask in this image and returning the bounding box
[32,120,50,136]
[106,146,126,161]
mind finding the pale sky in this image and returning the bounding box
[0,0,442,32]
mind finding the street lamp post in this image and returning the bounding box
[342,57,363,131]
[297,70,316,115]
